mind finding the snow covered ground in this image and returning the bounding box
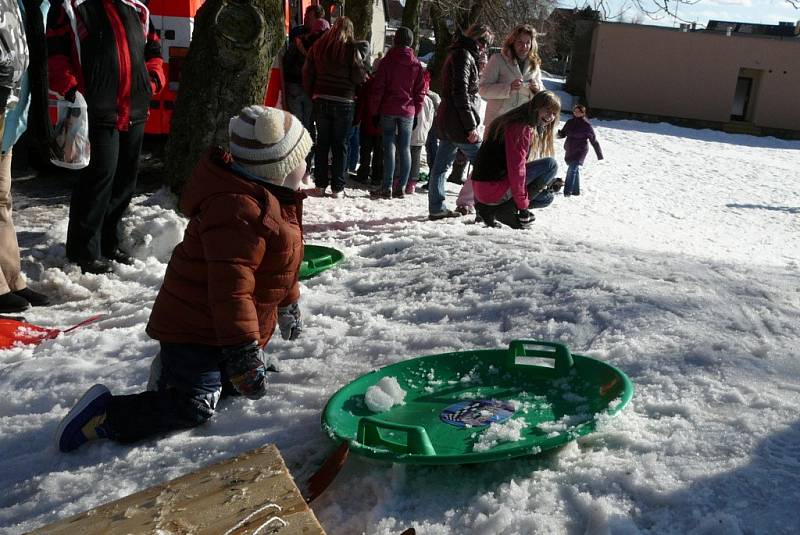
[2,78,800,534]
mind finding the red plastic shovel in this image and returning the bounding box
[0,314,104,349]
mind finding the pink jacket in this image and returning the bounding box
[368,46,426,119]
[473,122,532,210]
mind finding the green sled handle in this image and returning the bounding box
[507,340,574,375]
[357,417,437,456]
[304,253,334,270]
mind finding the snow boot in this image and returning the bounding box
[0,292,30,314]
[13,287,50,307]
[55,384,112,452]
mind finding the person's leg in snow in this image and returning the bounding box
[524,157,558,208]
[56,342,268,451]
[564,162,580,196]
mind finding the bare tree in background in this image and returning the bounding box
[345,0,374,41]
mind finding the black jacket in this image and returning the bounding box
[46,0,165,130]
[434,35,483,144]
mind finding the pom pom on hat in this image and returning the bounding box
[229,105,312,187]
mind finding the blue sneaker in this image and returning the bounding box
[55,384,112,452]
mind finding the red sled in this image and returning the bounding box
[0,314,104,349]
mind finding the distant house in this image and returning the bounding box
[570,21,800,138]
[705,19,800,37]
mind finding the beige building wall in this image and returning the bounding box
[585,23,800,131]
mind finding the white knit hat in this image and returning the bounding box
[228,105,312,186]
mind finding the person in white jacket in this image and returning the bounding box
[401,83,439,194]
[479,24,543,130]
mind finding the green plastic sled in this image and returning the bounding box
[322,340,633,465]
[300,245,345,280]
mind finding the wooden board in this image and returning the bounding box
[30,444,325,535]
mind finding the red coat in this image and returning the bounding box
[146,149,304,347]
[368,46,426,119]
[354,75,381,136]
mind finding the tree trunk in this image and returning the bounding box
[401,0,423,51]
[429,2,451,93]
[164,0,284,193]
[346,0,373,42]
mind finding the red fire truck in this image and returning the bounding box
[147,0,317,134]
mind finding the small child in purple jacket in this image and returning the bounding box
[557,104,603,197]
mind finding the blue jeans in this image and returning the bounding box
[526,157,559,208]
[347,125,360,172]
[564,162,581,195]
[313,98,354,192]
[425,123,439,176]
[104,342,225,442]
[428,138,481,214]
[381,115,413,191]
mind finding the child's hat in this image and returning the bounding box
[228,105,312,186]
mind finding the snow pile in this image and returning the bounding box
[364,376,407,413]
[473,418,529,452]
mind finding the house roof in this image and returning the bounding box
[706,19,799,37]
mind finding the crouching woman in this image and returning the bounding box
[472,90,561,229]
[56,106,313,452]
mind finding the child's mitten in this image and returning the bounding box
[222,341,267,399]
[277,302,303,340]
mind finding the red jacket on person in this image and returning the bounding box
[354,75,381,136]
[368,46,426,119]
[46,0,165,131]
[146,148,305,348]
[473,122,533,210]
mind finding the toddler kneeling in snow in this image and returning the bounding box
[55,106,312,452]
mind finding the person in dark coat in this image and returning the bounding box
[46,0,165,274]
[557,104,603,197]
[354,74,383,186]
[302,16,367,197]
[55,106,313,452]
[426,23,493,220]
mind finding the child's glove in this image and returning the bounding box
[277,303,303,340]
[548,177,564,193]
[222,341,267,399]
[517,209,534,229]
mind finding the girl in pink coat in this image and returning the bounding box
[472,91,562,228]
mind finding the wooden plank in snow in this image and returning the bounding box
[30,444,325,535]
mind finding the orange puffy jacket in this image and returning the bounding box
[146,148,304,347]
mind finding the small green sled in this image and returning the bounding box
[322,340,633,465]
[300,245,345,280]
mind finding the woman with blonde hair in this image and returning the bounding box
[302,16,368,197]
[471,90,561,229]
[479,24,543,129]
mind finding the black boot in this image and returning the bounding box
[104,249,134,265]
[0,292,30,314]
[13,287,51,306]
[78,259,114,275]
